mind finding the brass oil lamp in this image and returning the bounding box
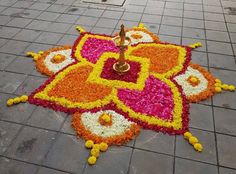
[112,24,131,73]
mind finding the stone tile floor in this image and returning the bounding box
[0,0,236,173]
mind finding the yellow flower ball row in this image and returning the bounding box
[85,140,109,165]
[26,51,44,61]
[184,132,203,152]
[214,79,235,93]
[7,95,28,106]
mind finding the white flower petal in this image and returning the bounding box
[44,49,75,73]
[81,110,133,138]
[174,67,208,96]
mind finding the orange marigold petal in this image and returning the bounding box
[130,45,179,74]
[48,65,112,103]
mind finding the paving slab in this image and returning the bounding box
[129,149,174,174]
[175,158,218,174]
[6,126,57,164]
[0,121,22,155]
[214,107,236,136]
[135,130,175,155]
[27,107,67,131]
[0,157,38,174]
[43,134,88,173]
[217,134,236,169]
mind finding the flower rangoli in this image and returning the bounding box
[7,24,235,165]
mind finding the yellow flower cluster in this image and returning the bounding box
[184,132,203,152]
[214,79,235,93]
[87,156,96,165]
[100,113,111,123]
[189,42,202,49]
[53,55,62,61]
[189,77,198,83]
[85,140,108,165]
[26,51,43,61]
[85,140,94,148]
[133,23,147,30]
[7,95,28,106]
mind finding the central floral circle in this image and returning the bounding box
[100,58,141,83]
[98,113,112,126]
[187,76,200,86]
[51,54,66,64]
[87,52,150,91]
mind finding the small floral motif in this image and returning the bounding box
[114,26,160,45]
[34,46,76,76]
[174,63,216,102]
[126,30,155,45]
[72,110,140,145]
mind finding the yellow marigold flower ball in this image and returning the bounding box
[93,144,100,150]
[189,136,199,145]
[229,85,235,91]
[26,52,34,56]
[33,55,39,61]
[13,97,21,104]
[7,99,14,106]
[190,77,198,83]
[189,44,196,48]
[194,143,203,152]
[139,23,145,28]
[88,156,97,165]
[215,87,222,93]
[85,140,94,149]
[183,132,192,139]
[91,148,100,158]
[198,42,202,46]
[215,79,221,84]
[222,84,229,90]
[214,83,221,87]
[101,114,111,123]
[99,142,108,152]
[38,51,44,55]
[54,55,61,60]
[20,95,28,102]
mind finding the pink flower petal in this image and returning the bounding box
[118,76,174,120]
